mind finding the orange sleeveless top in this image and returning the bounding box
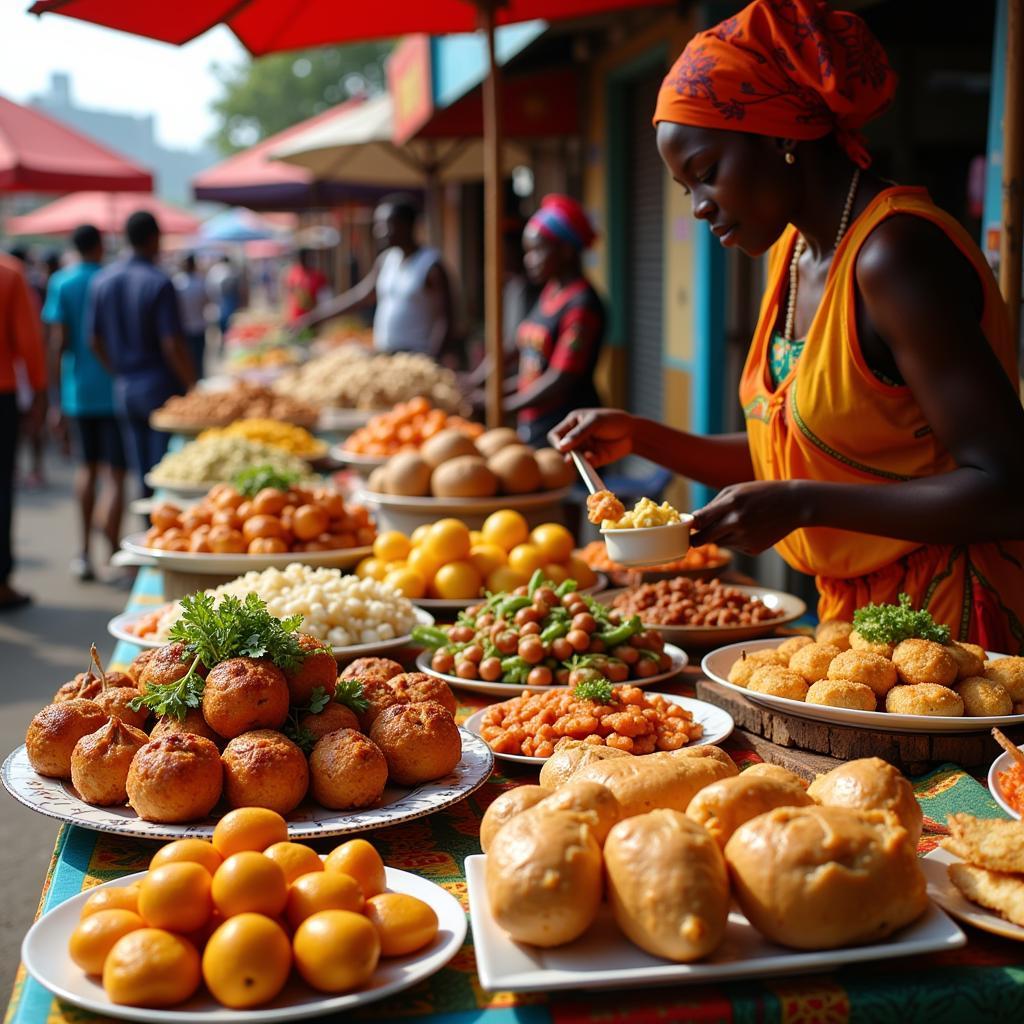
[739,186,1024,652]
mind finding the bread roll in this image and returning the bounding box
[480,785,548,853]
[807,757,923,847]
[604,809,728,961]
[538,740,629,789]
[485,809,602,947]
[686,773,813,847]
[741,763,807,788]
[534,781,621,846]
[725,805,927,949]
[667,745,739,774]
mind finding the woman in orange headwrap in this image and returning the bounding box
[552,0,1024,652]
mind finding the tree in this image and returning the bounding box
[209,42,394,154]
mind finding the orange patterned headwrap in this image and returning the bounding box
[653,0,896,168]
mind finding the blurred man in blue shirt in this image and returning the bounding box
[43,224,126,580]
[89,211,196,497]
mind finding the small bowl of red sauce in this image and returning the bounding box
[988,745,1024,819]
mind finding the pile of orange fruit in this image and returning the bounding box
[356,510,598,601]
[67,808,439,1010]
[343,397,483,458]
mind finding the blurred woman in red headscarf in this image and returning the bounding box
[504,194,606,447]
[552,0,1024,651]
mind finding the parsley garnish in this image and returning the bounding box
[232,464,299,498]
[283,680,367,753]
[307,686,332,715]
[852,593,950,645]
[573,678,614,703]
[333,677,369,714]
[129,653,206,721]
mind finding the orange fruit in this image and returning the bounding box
[202,914,291,1009]
[364,893,439,957]
[424,518,471,563]
[529,523,574,563]
[149,839,222,876]
[485,566,529,594]
[80,884,140,919]
[507,543,543,577]
[469,529,485,546]
[384,567,427,599]
[407,545,442,582]
[263,842,323,885]
[410,523,432,546]
[469,543,507,580]
[286,871,363,929]
[138,862,212,934]
[292,910,380,993]
[481,510,528,552]
[68,909,144,975]
[356,556,388,581]
[373,531,411,563]
[212,807,288,857]
[541,561,570,585]
[431,561,482,600]
[324,839,386,897]
[212,852,288,918]
[103,929,201,1008]
[566,555,598,589]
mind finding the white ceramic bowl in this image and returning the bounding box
[601,516,694,567]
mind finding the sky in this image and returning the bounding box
[0,5,246,151]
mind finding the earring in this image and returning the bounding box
[785,151,796,165]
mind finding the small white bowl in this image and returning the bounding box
[601,516,694,567]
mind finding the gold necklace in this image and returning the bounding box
[783,167,861,342]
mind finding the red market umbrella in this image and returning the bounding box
[0,93,152,193]
[6,191,198,236]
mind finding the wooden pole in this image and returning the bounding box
[999,0,1023,345]
[480,1,505,429]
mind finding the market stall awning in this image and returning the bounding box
[5,190,198,236]
[198,207,292,243]
[0,93,152,193]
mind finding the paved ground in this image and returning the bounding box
[0,450,131,999]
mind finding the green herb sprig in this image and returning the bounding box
[129,653,206,720]
[333,677,369,714]
[283,679,369,752]
[852,593,950,645]
[573,678,614,703]
[232,464,300,498]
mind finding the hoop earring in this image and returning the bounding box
[785,151,796,165]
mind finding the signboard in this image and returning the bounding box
[388,35,434,145]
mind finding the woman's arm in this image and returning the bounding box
[294,256,381,332]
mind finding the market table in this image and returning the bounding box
[7,567,1024,1024]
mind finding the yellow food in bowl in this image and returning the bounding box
[199,419,324,458]
[603,497,683,530]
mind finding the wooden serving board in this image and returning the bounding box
[696,679,1024,776]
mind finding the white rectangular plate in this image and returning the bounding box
[465,854,964,992]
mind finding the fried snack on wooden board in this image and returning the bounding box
[948,862,1024,927]
[942,813,1024,873]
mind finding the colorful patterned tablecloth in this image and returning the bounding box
[7,567,1024,1024]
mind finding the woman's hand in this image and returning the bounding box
[690,480,813,553]
[548,409,636,467]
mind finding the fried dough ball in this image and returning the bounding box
[70,718,149,806]
[340,657,404,683]
[806,679,877,712]
[126,648,158,685]
[815,620,853,651]
[848,629,895,659]
[53,670,135,703]
[788,642,841,683]
[885,683,964,717]
[202,657,290,739]
[150,709,223,746]
[26,699,109,778]
[388,673,457,716]
[221,730,309,814]
[126,735,222,823]
[776,636,814,663]
[742,763,808,788]
[687,772,813,847]
[826,649,897,698]
[480,785,549,853]
[747,666,808,701]
[285,633,338,707]
[945,642,985,682]
[299,702,361,743]
[356,677,408,731]
[891,639,957,687]
[954,677,1013,717]
[727,649,786,687]
[586,489,625,524]
[309,729,388,809]
[138,642,206,696]
[92,687,149,731]
[984,657,1024,701]
[369,701,462,785]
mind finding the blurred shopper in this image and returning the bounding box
[0,251,47,609]
[89,211,196,497]
[296,194,456,359]
[43,224,126,580]
[174,253,207,377]
[206,255,242,338]
[8,245,48,486]
[283,248,328,326]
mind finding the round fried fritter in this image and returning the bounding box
[892,639,958,687]
[298,702,361,742]
[480,785,549,853]
[788,643,841,683]
[150,708,223,746]
[727,649,786,688]
[747,666,809,701]
[776,636,814,663]
[356,677,408,731]
[388,673,457,716]
[138,642,205,696]
[815,620,853,651]
[806,679,877,712]
[309,729,388,809]
[71,718,149,806]
[221,729,309,814]
[369,701,462,785]
[126,647,158,685]
[885,683,964,717]
[53,670,135,704]
[984,656,1024,701]
[742,763,808,788]
[849,629,895,659]
[26,699,109,778]
[126,734,223,823]
[92,687,149,730]
[826,649,897,698]
[340,657,404,682]
[945,642,985,682]
[202,657,290,739]
[285,633,339,707]
[954,677,1013,717]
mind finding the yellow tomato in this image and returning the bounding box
[424,518,471,562]
[103,929,201,1008]
[293,910,380,993]
[356,556,388,581]
[507,543,543,577]
[68,909,144,975]
[431,561,483,600]
[81,885,140,920]
[372,530,411,563]
[481,510,528,552]
[485,566,529,594]
[149,839,222,877]
[407,545,442,582]
[324,840,386,897]
[138,863,212,934]
[211,852,288,919]
[410,523,431,546]
[363,893,439,957]
[541,561,570,585]
[566,555,598,589]
[263,842,323,885]
[529,523,574,563]
[212,808,288,857]
[469,543,507,580]
[469,529,485,546]
[202,914,291,1009]
[384,567,426,599]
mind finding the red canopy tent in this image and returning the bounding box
[5,190,198,236]
[0,93,152,193]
